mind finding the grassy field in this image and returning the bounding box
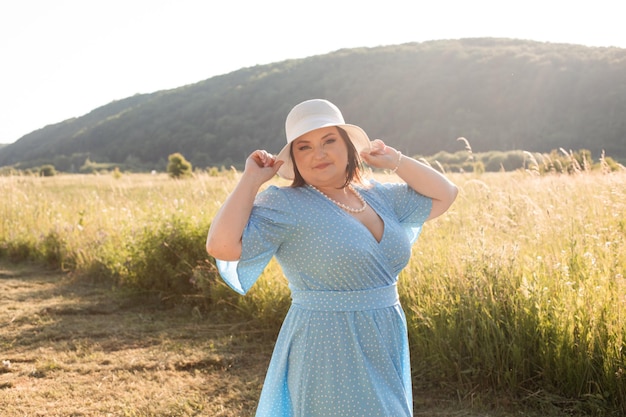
[0,262,578,417]
[1,168,625,416]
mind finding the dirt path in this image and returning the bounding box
[1,262,555,416]
[0,262,273,416]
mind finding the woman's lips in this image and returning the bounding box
[314,162,331,170]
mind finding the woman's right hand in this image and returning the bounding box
[207,150,283,261]
[243,150,284,185]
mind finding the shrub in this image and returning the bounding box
[167,153,192,178]
[503,151,525,171]
[484,151,507,172]
[126,216,215,297]
[39,165,57,177]
[41,231,64,267]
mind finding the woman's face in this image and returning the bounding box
[291,126,348,187]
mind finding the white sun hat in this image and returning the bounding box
[276,99,372,180]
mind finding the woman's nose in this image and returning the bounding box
[313,145,326,158]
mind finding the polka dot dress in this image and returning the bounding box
[217,181,432,417]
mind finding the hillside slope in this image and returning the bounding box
[1,38,625,171]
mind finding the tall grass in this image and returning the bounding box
[0,173,226,292]
[1,170,625,415]
[403,172,626,414]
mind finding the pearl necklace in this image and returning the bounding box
[308,184,367,213]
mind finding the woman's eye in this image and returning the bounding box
[324,138,336,145]
[298,145,311,151]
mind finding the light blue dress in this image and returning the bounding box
[217,181,432,417]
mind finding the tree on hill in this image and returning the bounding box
[167,153,192,178]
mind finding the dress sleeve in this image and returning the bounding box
[373,181,433,244]
[215,186,295,295]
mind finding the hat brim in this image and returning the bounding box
[276,124,371,180]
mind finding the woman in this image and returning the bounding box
[206,99,458,416]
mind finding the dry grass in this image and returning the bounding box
[0,262,271,416]
[0,264,577,417]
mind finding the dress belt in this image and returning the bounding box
[290,283,399,312]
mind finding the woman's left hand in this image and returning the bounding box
[360,139,400,170]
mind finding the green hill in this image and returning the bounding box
[1,38,625,172]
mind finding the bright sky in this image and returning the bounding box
[1,0,624,144]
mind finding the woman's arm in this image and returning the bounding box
[360,140,458,221]
[206,150,283,261]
